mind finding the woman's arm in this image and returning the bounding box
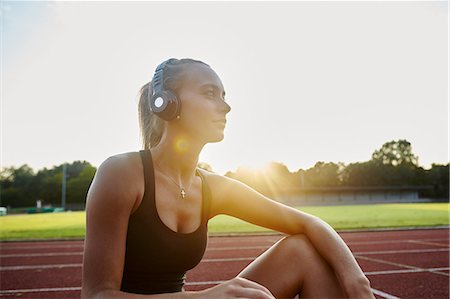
[82,154,146,298]
[207,173,373,298]
[82,155,274,299]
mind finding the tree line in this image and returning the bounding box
[225,139,448,199]
[0,140,448,209]
[1,161,96,209]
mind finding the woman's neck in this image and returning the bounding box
[150,132,204,181]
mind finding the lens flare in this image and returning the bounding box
[174,136,189,153]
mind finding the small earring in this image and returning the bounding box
[176,115,181,120]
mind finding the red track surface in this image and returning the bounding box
[0,228,448,298]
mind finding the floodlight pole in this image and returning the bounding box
[61,163,67,210]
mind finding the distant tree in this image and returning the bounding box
[0,161,99,208]
[38,171,62,206]
[371,139,419,166]
[304,162,341,187]
[0,165,35,207]
[422,163,449,198]
[67,164,96,204]
[341,161,382,186]
[292,169,306,188]
[261,162,296,195]
[265,162,291,182]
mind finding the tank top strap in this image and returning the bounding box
[136,149,156,214]
[196,169,212,223]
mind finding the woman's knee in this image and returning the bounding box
[277,234,318,262]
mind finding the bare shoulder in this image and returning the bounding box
[87,151,144,214]
[197,168,238,186]
[196,168,245,217]
[98,152,142,176]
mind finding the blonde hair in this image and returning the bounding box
[138,58,209,149]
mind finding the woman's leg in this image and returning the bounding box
[237,234,346,299]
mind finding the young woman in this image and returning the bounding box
[81,58,374,299]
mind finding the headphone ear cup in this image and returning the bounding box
[150,90,181,121]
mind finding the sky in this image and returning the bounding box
[2,0,448,175]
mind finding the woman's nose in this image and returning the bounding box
[221,100,231,114]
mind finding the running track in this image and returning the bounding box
[0,228,448,298]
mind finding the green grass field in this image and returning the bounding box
[0,203,448,240]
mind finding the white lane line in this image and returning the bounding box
[0,287,81,294]
[346,238,449,246]
[1,238,448,251]
[356,255,450,278]
[408,240,449,247]
[0,269,446,296]
[1,247,448,267]
[0,283,226,294]
[365,267,450,276]
[0,247,265,258]
[0,284,410,298]
[207,237,449,246]
[354,248,448,255]
[0,258,254,271]
[356,255,422,270]
[371,288,401,299]
[0,244,84,250]
[2,246,447,259]
[0,237,449,251]
[1,263,81,271]
[1,252,83,258]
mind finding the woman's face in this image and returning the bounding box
[173,64,231,143]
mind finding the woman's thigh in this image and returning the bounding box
[237,234,345,299]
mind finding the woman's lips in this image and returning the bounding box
[213,119,227,126]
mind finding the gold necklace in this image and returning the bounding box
[155,161,194,199]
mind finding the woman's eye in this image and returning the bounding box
[204,90,225,101]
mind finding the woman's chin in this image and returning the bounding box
[207,133,225,143]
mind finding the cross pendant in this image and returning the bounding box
[180,188,186,199]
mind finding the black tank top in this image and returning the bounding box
[120,150,211,294]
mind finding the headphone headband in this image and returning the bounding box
[151,58,177,96]
[149,58,181,121]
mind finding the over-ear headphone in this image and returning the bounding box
[149,58,181,121]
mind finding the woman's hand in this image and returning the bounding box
[194,277,275,299]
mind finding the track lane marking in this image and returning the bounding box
[1,252,83,258]
[355,255,450,277]
[1,231,448,297]
[0,282,430,298]
[2,247,447,258]
[347,238,449,245]
[371,288,400,299]
[0,287,82,294]
[0,258,255,270]
[353,248,448,255]
[1,238,447,251]
[1,263,81,270]
[407,239,450,247]
[365,267,450,276]
[0,244,84,250]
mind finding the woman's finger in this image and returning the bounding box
[235,277,275,297]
